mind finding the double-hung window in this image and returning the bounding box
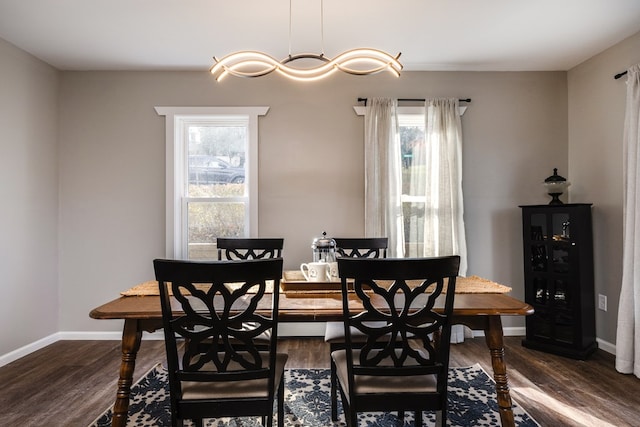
[155,106,269,260]
[398,111,428,257]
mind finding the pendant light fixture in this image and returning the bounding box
[210,0,402,82]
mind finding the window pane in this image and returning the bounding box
[399,116,426,256]
[187,202,245,260]
[187,125,247,197]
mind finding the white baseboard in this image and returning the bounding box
[0,333,60,367]
[597,337,616,355]
[470,326,526,338]
[51,325,527,340]
[1,326,615,367]
[57,330,166,340]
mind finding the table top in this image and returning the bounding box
[90,291,533,323]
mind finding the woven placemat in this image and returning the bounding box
[452,275,511,293]
[121,275,510,296]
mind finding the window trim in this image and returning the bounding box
[155,106,269,258]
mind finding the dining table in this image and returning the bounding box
[89,274,533,427]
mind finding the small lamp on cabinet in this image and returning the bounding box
[543,168,570,205]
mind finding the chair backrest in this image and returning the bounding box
[336,256,460,381]
[333,237,388,259]
[154,258,283,411]
[217,237,284,260]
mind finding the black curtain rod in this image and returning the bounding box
[614,70,628,80]
[357,97,471,106]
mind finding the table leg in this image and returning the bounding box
[484,315,515,427]
[112,319,142,427]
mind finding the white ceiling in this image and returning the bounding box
[1,0,640,72]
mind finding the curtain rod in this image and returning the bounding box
[614,70,628,80]
[357,97,471,106]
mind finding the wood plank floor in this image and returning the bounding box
[1,337,639,426]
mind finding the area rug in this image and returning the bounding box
[89,364,538,426]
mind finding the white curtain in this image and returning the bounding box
[364,98,405,257]
[423,99,468,342]
[421,98,468,276]
[617,64,640,378]
[364,97,468,342]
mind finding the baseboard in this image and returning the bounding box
[469,326,526,338]
[0,333,60,367]
[57,330,166,340]
[1,326,615,367]
[596,337,616,355]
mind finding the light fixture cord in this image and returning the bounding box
[320,0,325,56]
[289,0,325,57]
[288,0,292,57]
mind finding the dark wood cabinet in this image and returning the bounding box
[519,203,597,359]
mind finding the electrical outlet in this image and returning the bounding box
[598,294,607,311]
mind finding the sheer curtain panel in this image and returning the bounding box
[617,64,640,378]
[364,98,405,257]
[422,98,468,276]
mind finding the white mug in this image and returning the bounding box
[300,262,330,282]
[327,261,339,281]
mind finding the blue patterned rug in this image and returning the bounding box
[89,364,538,426]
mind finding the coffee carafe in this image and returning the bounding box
[311,231,336,263]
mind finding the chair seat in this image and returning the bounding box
[182,352,288,400]
[331,349,437,402]
[324,321,389,343]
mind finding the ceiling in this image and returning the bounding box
[1,0,640,73]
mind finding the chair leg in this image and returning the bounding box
[330,356,339,421]
[348,407,358,427]
[415,410,422,427]
[434,411,447,427]
[277,370,285,427]
[193,419,203,427]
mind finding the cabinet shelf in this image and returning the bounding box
[520,204,597,359]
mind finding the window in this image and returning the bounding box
[355,103,466,258]
[398,112,428,257]
[155,107,269,260]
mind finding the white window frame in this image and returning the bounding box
[155,106,269,258]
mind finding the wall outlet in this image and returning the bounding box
[598,294,607,311]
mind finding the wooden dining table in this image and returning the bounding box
[90,278,533,427]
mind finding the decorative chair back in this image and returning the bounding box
[333,237,388,259]
[217,237,284,260]
[334,256,460,426]
[154,257,286,427]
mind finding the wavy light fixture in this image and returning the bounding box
[210,0,402,82]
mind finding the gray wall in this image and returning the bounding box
[0,38,59,356]
[58,70,567,333]
[6,30,639,357]
[568,30,640,345]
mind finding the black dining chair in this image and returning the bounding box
[217,237,284,260]
[154,258,287,427]
[216,237,284,346]
[324,237,388,420]
[332,256,460,427]
[333,237,388,259]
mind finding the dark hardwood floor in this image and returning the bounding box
[1,337,638,426]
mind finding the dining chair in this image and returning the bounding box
[154,258,287,427]
[333,237,388,259]
[216,237,284,346]
[332,256,460,427]
[325,237,388,420]
[217,237,284,260]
